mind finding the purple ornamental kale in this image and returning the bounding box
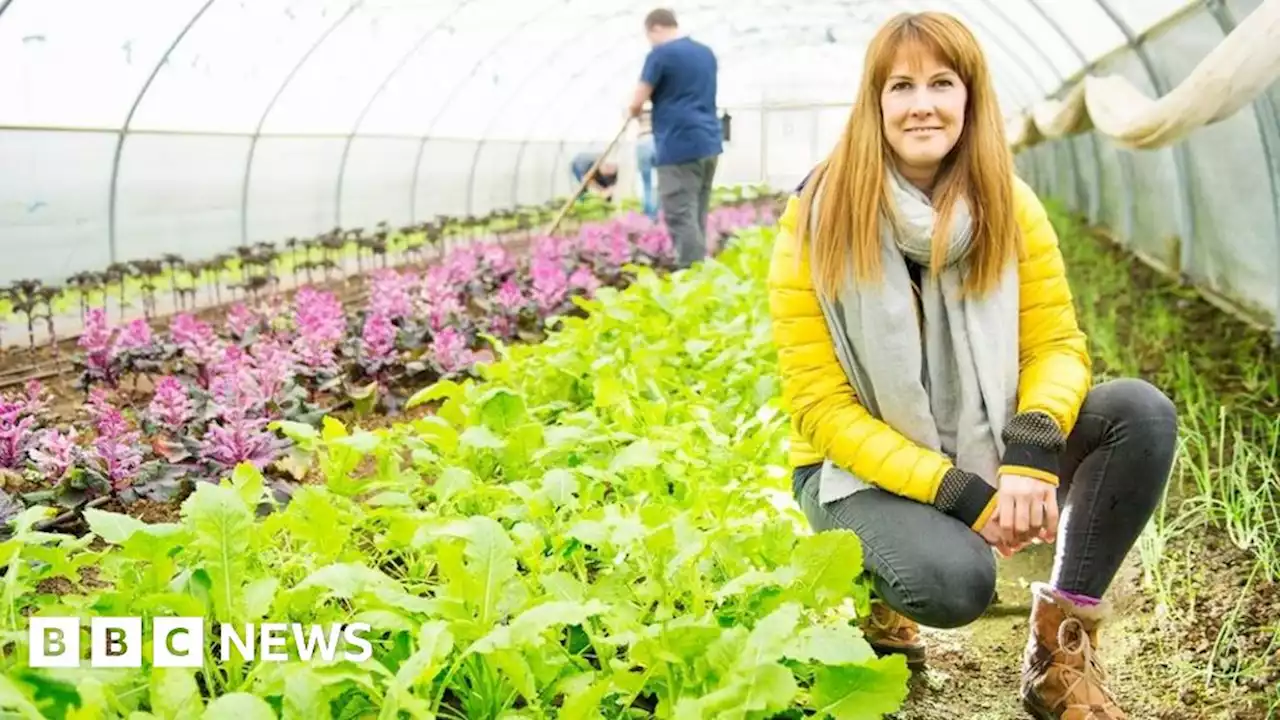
[369,268,416,321]
[0,413,36,470]
[93,434,143,491]
[636,228,674,260]
[208,371,261,422]
[28,427,79,483]
[227,303,258,338]
[169,313,221,365]
[112,318,153,354]
[428,294,466,333]
[361,313,397,369]
[444,247,479,286]
[250,339,296,401]
[23,380,50,417]
[148,376,193,430]
[431,327,473,376]
[530,256,569,314]
[495,279,526,314]
[78,307,115,383]
[478,243,515,278]
[569,266,601,295]
[292,288,346,372]
[87,390,129,439]
[88,400,143,491]
[198,415,282,471]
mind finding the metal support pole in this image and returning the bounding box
[1091,0,1197,280]
[411,1,646,223]
[241,2,360,246]
[1203,0,1280,345]
[335,2,475,229]
[107,0,219,265]
[1025,0,1106,219]
[1019,0,1105,221]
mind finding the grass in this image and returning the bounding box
[1046,196,1280,709]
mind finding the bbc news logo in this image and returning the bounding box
[29,617,373,668]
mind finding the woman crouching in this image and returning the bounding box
[767,11,1178,720]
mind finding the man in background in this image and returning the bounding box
[569,151,619,202]
[628,8,722,269]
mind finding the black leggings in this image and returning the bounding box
[792,378,1178,627]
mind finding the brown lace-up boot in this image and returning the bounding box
[860,599,927,669]
[1020,582,1127,719]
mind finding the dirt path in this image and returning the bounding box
[892,533,1275,719]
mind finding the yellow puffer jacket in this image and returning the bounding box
[768,176,1092,529]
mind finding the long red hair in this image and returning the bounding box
[796,11,1019,299]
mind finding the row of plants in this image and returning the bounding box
[0,185,777,356]
[0,223,905,719]
[0,203,776,529]
[1046,197,1280,713]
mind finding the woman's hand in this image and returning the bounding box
[996,472,1059,548]
[977,509,1017,557]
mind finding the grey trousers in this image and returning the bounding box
[657,155,719,269]
[792,378,1178,628]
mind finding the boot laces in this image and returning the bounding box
[870,602,901,631]
[1054,617,1123,718]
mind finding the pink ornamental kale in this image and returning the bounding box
[636,229,674,260]
[23,380,50,417]
[602,228,631,268]
[209,344,251,382]
[208,372,261,422]
[93,436,143,492]
[429,294,466,333]
[29,427,78,483]
[87,390,129,439]
[199,415,281,471]
[227,304,258,338]
[478,243,515,277]
[369,269,416,321]
[113,318,153,353]
[169,312,220,365]
[444,248,479,286]
[292,288,346,372]
[0,413,36,470]
[361,313,397,369]
[250,339,296,400]
[530,256,569,313]
[495,279,526,314]
[420,266,452,304]
[88,400,142,491]
[431,328,473,376]
[148,376,193,429]
[78,308,115,384]
[569,266,601,295]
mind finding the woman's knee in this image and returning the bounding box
[1087,377,1177,429]
[897,541,997,629]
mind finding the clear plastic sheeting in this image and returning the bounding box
[0,0,1275,341]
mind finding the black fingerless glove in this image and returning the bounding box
[933,467,997,528]
[999,411,1067,484]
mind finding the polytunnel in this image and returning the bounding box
[1,1,1280,718]
[2,0,1279,343]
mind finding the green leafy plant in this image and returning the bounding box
[0,226,899,719]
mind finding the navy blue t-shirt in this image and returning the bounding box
[640,37,723,166]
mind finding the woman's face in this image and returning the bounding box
[881,46,967,183]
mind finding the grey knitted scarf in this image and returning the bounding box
[808,168,1021,504]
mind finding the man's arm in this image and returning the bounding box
[631,50,661,117]
[629,82,652,117]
